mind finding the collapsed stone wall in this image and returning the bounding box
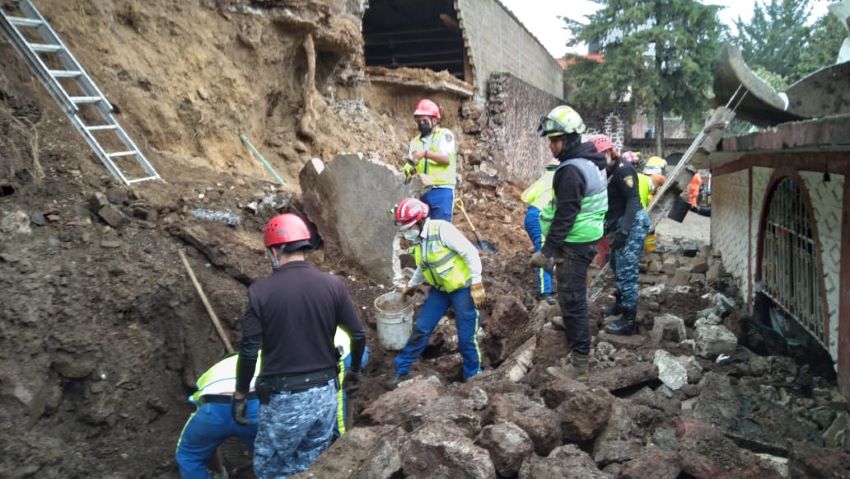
[484,73,562,184]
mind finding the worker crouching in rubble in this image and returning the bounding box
[402,98,458,221]
[520,157,560,304]
[594,135,650,336]
[387,197,485,388]
[232,213,366,479]
[531,105,608,380]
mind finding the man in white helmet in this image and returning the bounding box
[530,105,608,380]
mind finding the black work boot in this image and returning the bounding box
[546,351,590,380]
[385,373,408,390]
[600,291,622,317]
[605,308,637,335]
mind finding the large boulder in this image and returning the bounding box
[674,417,783,478]
[549,381,614,443]
[588,362,658,392]
[299,154,419,283]
[408,394,483,437]
[361,376,443,425]
[593,399,667,466]
[519,444,612,479]
[401,422,496,479]
[694,324,738,358]
[491,392,561,455]
[294,426,403,478]
[476,422,534,477]
[619,447,682,479]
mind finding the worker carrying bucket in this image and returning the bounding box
[385,197,485,389]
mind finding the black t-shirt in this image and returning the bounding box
[241,261,365,376]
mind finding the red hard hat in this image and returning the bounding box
[394,198,429,229]
[263,213,312,251]
[590,134,615,153]
[413,99,440,120]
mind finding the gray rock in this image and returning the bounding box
[1,210,31,235]
[647,260,663,274]
[88,192,109,212]
[97,205,130,228]
[694,324,737,358]
[651,314,688,345]
[662,257,678,275]
[29,211,47,226]
[476,422,533,477]
[691,256,709,274]
[670,267,691,286]
[106,187,129,205]
[554,386,613,442]
[587,363,658,392]
[408,395,482,437]
[401,422,495,479]
[654,349,687,390]
[824,412,850,452]
[713,293,737,316]
[519,444,612,479]
[362,376,443,425]
[706,263,721,283]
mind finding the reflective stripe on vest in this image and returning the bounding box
[411,220,472,293]
[410,127,457,186]
[191,353,262,403]
[539,158,608,244]
[521,166,557,210]
[637,173,651,209]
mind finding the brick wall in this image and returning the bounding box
[485,73,562,184]
[456,0,564,99]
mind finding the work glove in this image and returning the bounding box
[401,286,416,298]
[344,370,362,394]
[470,282,486,309]
[231,395,250,426]
[609,230,628,251]
[530,252,555,273]
[401,163,414,184]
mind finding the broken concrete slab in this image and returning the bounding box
[694,324,738,358]
[97,205,130,229]
[651,314,688,345]
[401,422,495,479]
[300,154,419,283]
[598,331,646,350]
[476,422,534,477]
[670,267,691,286]
[654,349,688,391]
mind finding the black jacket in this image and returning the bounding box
[541,142,607,257]
[606,158,643,235]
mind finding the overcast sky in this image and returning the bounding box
[499,0,834,58]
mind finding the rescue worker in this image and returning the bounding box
[403,99,458,221]
[387,197,485,387]
[530,105,608,380]
[232,213,366,479]
[176,354,261,479]
[520,157,560,304]
[596,136,651,335]
[687,167,703,208]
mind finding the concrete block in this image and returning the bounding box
[694,325,738,358]
[299,154,419,283]
[670,267,691,286]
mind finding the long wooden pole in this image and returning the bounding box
[178,249,235,354]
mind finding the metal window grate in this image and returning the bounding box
[761,178,824,343]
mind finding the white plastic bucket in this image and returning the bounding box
[374,291,414,351]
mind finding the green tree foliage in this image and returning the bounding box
[796,13,847,79]
[564,0,724,154]
[734,0,812,82]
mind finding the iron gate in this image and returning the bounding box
[761,177,825,343]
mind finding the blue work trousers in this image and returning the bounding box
[176,400,260,479]
[394,286,481,379]
[253,380,337,479]
[420,187,454,221]
[610,210,651,310]
[523,206,553,295]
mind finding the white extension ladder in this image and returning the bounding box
[0,0,160,185]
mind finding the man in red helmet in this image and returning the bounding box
[387,197,484,388]
[404,98,458,221]
[232,212,366,479]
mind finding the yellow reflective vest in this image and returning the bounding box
[411,220,472,293]
[521,164,558,210]
[637,173,651,209]
[409,127,457,187]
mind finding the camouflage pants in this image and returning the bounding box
[610,209,650,310]
[253,379,337,479]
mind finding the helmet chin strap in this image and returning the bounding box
[267,248,280,270]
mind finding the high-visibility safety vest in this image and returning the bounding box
[539,159,608,244]
[637,173,651,209]
[521,164,558,210]
[411,220,472,293]
[409,127,457,187]
[190,353,262,404]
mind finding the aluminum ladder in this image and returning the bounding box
[0,0,160,185]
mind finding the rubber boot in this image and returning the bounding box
[546,351,589,380]
[540,293,558,305]
[605,308,637,336]
[600,291,622,317]
[385,373,408,390]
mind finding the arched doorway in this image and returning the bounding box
[757,175,828,345]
